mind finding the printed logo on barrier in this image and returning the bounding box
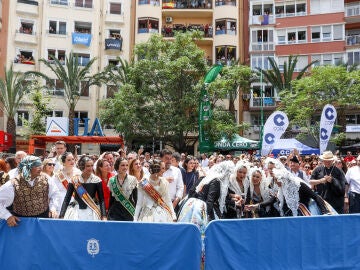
[273,114,285,126]
[87,238,100,257]
[325,107,335,120]
[320,128,328,140]
[264,133,275,144]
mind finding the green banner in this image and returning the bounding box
[198,65,222,153]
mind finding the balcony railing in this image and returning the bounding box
[251,42,274,51]
[250,15,275,25]
[250,97,276,108]
[215,28,236,35]
[162,24,213,38]
[215,0,236,6]
[139,0,160,5]
[346,34,360,46]
[162,0,212,9]
[74,1,93,8]
[49,0,68,5]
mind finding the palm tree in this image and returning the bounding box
[103,57,132,87]
[0,64,33,152]
[256,55,317,92]
[27,52,104,140]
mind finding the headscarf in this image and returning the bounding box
[229,160,250,195]
[196,160,235,213]
[18,155,42,182]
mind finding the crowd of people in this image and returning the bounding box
[0,141,359,230]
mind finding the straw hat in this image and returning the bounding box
[319,151,335,161]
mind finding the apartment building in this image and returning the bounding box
[0,0,131,153]
[243,0,349,141]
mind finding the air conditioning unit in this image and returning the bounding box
[165,17,173,23]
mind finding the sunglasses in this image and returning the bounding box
[47,163,56,166]
[304,166,310,169]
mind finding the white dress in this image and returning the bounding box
[134,177,176,223]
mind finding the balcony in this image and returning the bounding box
[250,14,274,26]
[346,3,360,23]
[105,12,125,24]
[14,30,37,45]
[49,0,69,6]
[162,24,213,38]
[250,97,277,108]
[346,34,360,46]
[250,41,274,51]
[162,0,212,9]
[13,62,36,73]
[16,0,39,15]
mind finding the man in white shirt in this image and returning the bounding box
[52,140,67,172]
[200,153,209,168]
[160,149,184,209]
[345,155,360,213]
[8,151,27,180]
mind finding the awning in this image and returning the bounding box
[214,134,260,150]
[30,135,124,145]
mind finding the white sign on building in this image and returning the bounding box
[46,117,69,136]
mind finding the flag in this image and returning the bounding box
[261,111,289,156]
[319,104,337,153]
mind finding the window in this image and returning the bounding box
[251,54,274,70]
[74,21,91,34]
[80,81,89,97]
[17,111,29,127]
[311,26,321,42]
[109,29,121,38]
[312,53,344,66]
[49,20,66,35]
[19,20,34,35]
[75,0,92,8]
[138,18,159,34]
[215,46,236,65]
[251,29,274,50]
[73,53,90,66]
[109,2,121,14]
[275,1,307,17]
[46,111,64,117]
[106,85,118,98]
[46,79,64,96]
[74,111,88,127]
[215,19,236,35]
[47,49,66,64]
[14,49,35,65]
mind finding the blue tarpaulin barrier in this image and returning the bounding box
[205,215,360,270]
[0,218,202,270]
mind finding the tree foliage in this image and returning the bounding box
[27,52,104,137]
[0,64,33,151]
[257,55,316,92]
[279,65,359,144]
[100,32,244,151]
[21,81,51,138]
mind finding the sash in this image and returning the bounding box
[298,203,311,216]
[57,172,70,190]
[71,176,102,220]
[139,178,173,218]
[109,176,135,216]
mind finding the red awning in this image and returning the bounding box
[30,135,124,145]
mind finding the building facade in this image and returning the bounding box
[0,0,131,153]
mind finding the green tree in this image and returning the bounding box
[27,52,104,141]
[280,65,356,144]
[21,81,51,138]
[0,64,33,152]
[257,55,316,92]
[100,32,240,152]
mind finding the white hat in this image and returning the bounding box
[319,151,335,161]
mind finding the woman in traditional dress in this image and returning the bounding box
[95,158,114,211]
[224,162,249,219]
[53,152,81,211]
[108,158,137,221]
[59,156,107,220]
[178,161,235,232]
[129,158,144,182]
[134,159,176,222]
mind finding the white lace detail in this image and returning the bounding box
[196,161,235,214]
[247,168,270,202]
[273,168,301,216]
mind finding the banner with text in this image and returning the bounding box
[0,218,201,270]
[319,104,337,154]
[261,111,289,156]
